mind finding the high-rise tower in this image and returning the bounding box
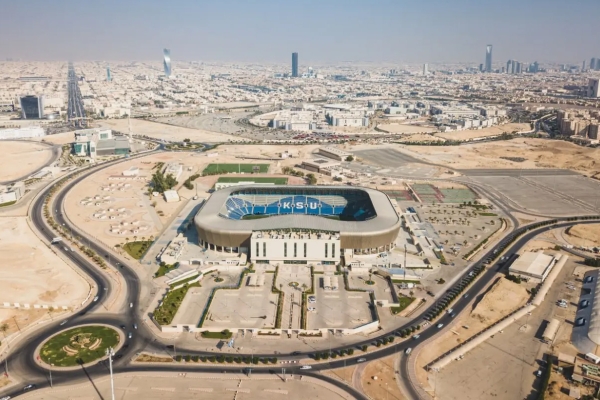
[423,63,429,75]
[292,52,299,77]
[107,65,112,82]
[163,48,172,77]
[485,45,493,72]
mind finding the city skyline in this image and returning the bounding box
[1,0,599,63]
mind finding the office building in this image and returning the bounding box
[485,45,493,72]
[479,63,484,72]
[506,60,512,74]
[292,52,299,77]
[72,128,130,158]
[423,63,428,75]
[591,58,597,71]
[163,48,172,77]
[19,95,43,119]
[582,60,586,72]
[107,66,112,82]
[588,78,600,98]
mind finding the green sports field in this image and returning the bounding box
[216,176,287,185]
[203,163,270,175]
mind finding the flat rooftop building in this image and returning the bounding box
[318,146,352,161]
[509,251,557,282]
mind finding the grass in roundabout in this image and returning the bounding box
[40,325,120,367]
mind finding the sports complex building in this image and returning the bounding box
[194,185,401,264]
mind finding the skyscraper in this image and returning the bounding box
[590,58,596,71]
[506,60,512,74]
[485,45,493,72]
[106,65,112,82]
[423,63,429,75]
[582,60,586,72]
[163,48,172,77]
[19,95,43,119]
[291,52,299,78]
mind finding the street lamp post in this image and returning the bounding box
[50,364,53,388]
[106,348,115,400]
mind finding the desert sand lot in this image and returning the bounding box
[37,131,76,145]
[435,123,531,140]
[398,138,600,175]
[565,224,600,247]
[101,118,242,143]
[0,217,88,308]
[0,141,54,181]
[377,123,438,134]
[64,144,315,247]
[415,277,528,385]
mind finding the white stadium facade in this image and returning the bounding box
[194,185,401,265]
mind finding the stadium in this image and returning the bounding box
[194,185,401,264]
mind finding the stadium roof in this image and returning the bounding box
[194,185,401,249]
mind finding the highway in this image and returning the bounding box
[3,149,599,399]
[67,63,86,129]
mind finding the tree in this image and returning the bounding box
[345,155,354,162]
[306,173,317,185]
[301,283,308,292]
[0,323,8,340]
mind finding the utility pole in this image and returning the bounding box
[106,348,115,400]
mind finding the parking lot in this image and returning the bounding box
[470,175,599,215]
[203,273,279,330]
[307,278,373,330]
[353,148,440,178]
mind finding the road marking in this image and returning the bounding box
[227,388,250,393]
[264,389,289,394]
[151,387,176,392]
[189,388,214,392]
[116,387,138,391]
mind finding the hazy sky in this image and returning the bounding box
[1,0,599,64]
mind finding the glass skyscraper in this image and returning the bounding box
[292,52,299,77]
[19,95,43,119]
[163,48,172,77]
[485,45,493,73]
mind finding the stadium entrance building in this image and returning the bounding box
[194,185,401,264]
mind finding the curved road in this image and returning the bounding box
[4,148,599,400]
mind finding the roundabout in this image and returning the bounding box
[38,324,122,368]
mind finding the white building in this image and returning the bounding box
[163,163,183,180]
[251,230,340,265]
[164,190,180,203]
[509,251,557,282]
[0,126,45,140]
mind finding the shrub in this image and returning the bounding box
[175,355,182,362]
[362,345,368,352]
[348,349,354,355]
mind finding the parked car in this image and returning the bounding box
[128,332,133,339]
[23,384,36,391]
[576,317,587,326]
[412,334,420,340]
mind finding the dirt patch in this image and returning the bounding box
[0,141,53,181]
[435,123,531,141]
[361,355,406,400]
[565,224,600,248]
[323,365,356,385]
[415,275,529,387]
[135,353,174,363]
[377,123,438,134]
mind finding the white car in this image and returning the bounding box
[308,296,316,303]
[356,358,367,363]
[93,296,99,302]
[437,323,444,329]
[308,307,316,312]
[405,348,412,355]
[412,334,420,340]
[130,303,133,308]
[300,365,312,370]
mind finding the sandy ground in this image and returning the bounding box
[415,276,529,386]
[435,123,531,141]
[397,139,600,175]
[361,355,406,400]
[64,145,316,248]
[0,217,88,322]
[38,131,76,145]
[324,365,356,386]
[565,224,600,248]
[377,123,438,134]
[100,119,242,143]
[0,141,53,182]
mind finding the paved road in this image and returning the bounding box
[67,63,86,129]
[458,168,579,177]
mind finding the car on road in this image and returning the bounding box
[356,358,367,363]
[133,324,137,330]
[291,351,301,356]
[130,303,133,308]
[464,294,469,299]
[93,296,99,302]
[447,308,453,314]
[308,307,316,312]
[405,348,412,355]
[451,313,456,318]
[120,325,126,329]
[300,365,312,370]
[60,320,68,326]
[114,354,123,360]
[23,384,36,391]
[128,332,132,339]
[576,317,587,326]
[412,334,420,340]
[437,323,444,329]
[308,296,316,303]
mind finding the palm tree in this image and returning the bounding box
[302,283,308,292]
[0,323,8,340]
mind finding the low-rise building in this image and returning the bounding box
[509,251,557,282]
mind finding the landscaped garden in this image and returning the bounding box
[122,240,153,259]
[39,325,120,367]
